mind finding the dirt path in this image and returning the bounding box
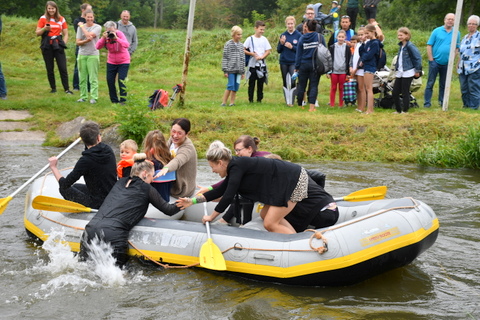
[0,110,46,141]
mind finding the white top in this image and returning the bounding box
[244,35,272,68]
[76,24,102,56]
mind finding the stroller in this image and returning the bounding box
[373,57,422,110]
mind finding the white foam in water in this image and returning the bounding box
[34,229,127,295]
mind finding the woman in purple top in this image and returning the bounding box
[198,135,270,225]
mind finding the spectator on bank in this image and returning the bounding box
[117,10,138,56]
[330,1,341,31]
[277,16,302,107]
[35,1,73,94]
[392,27,422,114]
[244,21,272,103]
[72,3,92,91]
[76,9,101,104]
[424,13,460,108]
[458,15,480,110]
[221,25,245,107]
[338,0,360,30]
[328,15,355,47]
[363,0,381,24]
[293,19,326,112]
[296,6,323,34]
[327,30,352,108]
[95,21,130,105]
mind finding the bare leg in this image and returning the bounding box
[356,75,366,112]
[222,90,231,105]
[364,73,375,114]
[261,201,297,234]
[230,91,237,105]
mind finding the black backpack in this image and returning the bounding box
[377,46,387,71]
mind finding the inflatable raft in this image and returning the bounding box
[24,169,439,286]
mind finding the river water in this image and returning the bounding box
[0,141,479,320]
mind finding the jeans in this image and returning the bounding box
[41,47,70,91]
[459,70,480,110]
[0,62,6,97]
[424,60,447,107]
[296,61,320,105]
[106,63,130,103]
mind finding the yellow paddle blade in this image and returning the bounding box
[341,186,387,202]
[0,196,13,215]
[32,195,96,213]
[199,238,227,271]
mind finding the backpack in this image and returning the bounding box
[148,89,169,110]
[377,46,387,71]
[313,34,333,75]
[245,36,254,67]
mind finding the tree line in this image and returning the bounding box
[0,0,477,30]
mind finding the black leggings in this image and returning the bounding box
[392,76,413,112]
[41,47,69,91]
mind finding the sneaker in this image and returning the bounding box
[220,103,226,106]
[0,96,7,100]
[50,89,57,93]
[90,99,96,104]
[119,102,126,106]
[77,98,86,102]
[355,108,363,113]
[65,90,73,95]
[229,103,235,106]
[73,88,80,91]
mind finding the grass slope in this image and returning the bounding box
[0,16,479,164]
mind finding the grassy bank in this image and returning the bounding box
[1,16,479,165]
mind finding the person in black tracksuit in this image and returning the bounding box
[48,121,117,209]
[79,154,180,267]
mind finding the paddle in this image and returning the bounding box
[32,195,98,213]
[199,202,226,271]
[333,186,387,202]
[0,137,82,215]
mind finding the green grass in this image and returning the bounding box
[1,16,479,167]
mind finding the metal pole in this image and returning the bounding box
[179,0,197,106]
[442,0,463,111]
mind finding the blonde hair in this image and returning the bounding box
[120,139,138,152]
[131,153,154,177]
[142,130,172,166]
[231,25,242,37]
[206,140,232,162]
[397,27,411,41]
[285,16,296,24]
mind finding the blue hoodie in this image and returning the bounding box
[295,32,326,70]
[277,29,302,65]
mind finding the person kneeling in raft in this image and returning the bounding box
[176,141,338,234]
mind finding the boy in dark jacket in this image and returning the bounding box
[48,121,117,209]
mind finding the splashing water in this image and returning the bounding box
[30,229,128,299]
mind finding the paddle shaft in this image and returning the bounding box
[8,137,82,199]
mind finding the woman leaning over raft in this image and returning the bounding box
[79,153,180,267]
[177,141,338,234]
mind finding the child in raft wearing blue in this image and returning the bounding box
[221,25,245,106]
[143,130,173,201]
[117,139,138,178]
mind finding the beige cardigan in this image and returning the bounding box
[166,137,197,198]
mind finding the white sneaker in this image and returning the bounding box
[77,98,86,102]
[90,99,96,104]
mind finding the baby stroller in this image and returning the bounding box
[373,57,422,110]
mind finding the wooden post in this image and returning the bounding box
[179,0,197,106]
[442,0,463,111]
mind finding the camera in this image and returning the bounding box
[107,31,115,39]
[46,24,50,27]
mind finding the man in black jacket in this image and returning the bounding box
[48,121,117,209]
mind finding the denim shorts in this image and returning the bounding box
[363,65,376,74]
[226,73,240,91]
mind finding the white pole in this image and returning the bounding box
[442,0,463,111]
[179,0,197,106]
